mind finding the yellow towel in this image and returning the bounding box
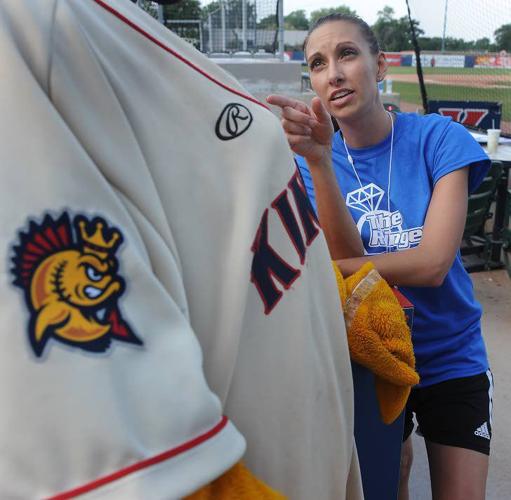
[333,262,419,424]
[186,461,287,499]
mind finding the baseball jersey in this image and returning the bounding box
[297,112,490,388]
[0,1,362,499]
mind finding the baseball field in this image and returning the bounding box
[387,66,511,135]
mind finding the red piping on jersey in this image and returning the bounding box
[92,0,269,110]
[48,416,229,499]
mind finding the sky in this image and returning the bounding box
[201,0,511,41]
[280,0,510,41]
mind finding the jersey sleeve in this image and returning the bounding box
[0,1,362,499]
[428,118,491,193]
[0,1,245,498]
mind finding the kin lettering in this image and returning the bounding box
[251,170,320,314]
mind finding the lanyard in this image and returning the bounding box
[341,111,395,253]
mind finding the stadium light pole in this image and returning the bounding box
[441,0,448,52]
[242,0,247,51]
[221,0,226,53]
[278,0,284,61]
[208,13,213,53]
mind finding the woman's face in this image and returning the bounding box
[306,20,387,123]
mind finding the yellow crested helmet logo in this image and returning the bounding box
[11,213,143,357]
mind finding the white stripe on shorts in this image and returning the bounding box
[486,369,494,428]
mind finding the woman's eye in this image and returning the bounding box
[309,59,322,70]
[86,265,103,282]
[341,49,356,58]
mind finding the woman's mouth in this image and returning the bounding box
[329,89,355,106]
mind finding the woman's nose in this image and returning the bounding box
[327,62,344,86]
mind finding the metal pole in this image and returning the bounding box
[157,4,164,25]
[405,0,428,113]
[242,0,247,51]
[278,0,284,60]
[208,14,213,53]
[221,1,226,53]
[441,0,448,52]
[199,23,203,52]
[254,1,258,51]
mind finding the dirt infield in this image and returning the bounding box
[391,73,510,89]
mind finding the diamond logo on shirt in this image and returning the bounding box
[346,183,423,252]
[346,183,385,214]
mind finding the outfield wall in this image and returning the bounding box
[288,50,511,69]
[390,52,511,69]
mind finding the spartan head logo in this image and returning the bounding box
[11,213,143,357]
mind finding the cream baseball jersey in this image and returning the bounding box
[0,1,361,499]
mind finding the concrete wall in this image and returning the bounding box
[215,59,302,93]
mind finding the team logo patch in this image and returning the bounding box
[215,103,253,140]
[11,213,142,357]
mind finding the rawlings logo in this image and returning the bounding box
[215,103,253,140]
[11,213,142,357]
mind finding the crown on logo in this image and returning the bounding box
[77,218,121,260]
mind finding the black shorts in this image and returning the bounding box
[403,371,494,455]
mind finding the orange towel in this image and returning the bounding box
[186,461,286,499]
[333,262,419,424]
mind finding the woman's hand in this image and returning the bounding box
[266,95,334,164]
[268,94,365,260]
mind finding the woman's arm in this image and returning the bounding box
[336,168,469,286]
[306,155,365,258]
[267,94,365,258]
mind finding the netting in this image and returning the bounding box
[202,0,280,55]
[135,1,280,55]
[403,0,511,135]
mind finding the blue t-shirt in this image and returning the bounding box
[297,112,491,387]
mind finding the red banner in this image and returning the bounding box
[385,52,402,66]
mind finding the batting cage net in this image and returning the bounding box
[135,1,280,55]
[202,0,280,55]
[403,0,511,135]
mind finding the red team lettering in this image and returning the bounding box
[251,171,321,314]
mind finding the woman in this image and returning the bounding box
[268,14,493,500]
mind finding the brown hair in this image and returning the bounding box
[303,14,380,56]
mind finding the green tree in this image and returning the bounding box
[417,36,442,51]
[161,0,202,48]
[377,5,394,22]
[163,0,202,20]
[134,0,157,18]
[473,37,496,51]
[257,14,277,29]
[310,6,357,27]
[494,23,511,51]
[284,9,309,31]
[202,1,221,16]
[444,37,470,50]
[372,6,423,52]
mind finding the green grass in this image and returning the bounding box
[392,81,511,121]
[387,66,511,121]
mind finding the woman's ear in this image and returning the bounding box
[376,52,389,82]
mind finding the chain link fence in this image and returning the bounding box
[405,0,511,134]
[135,0,281,55]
